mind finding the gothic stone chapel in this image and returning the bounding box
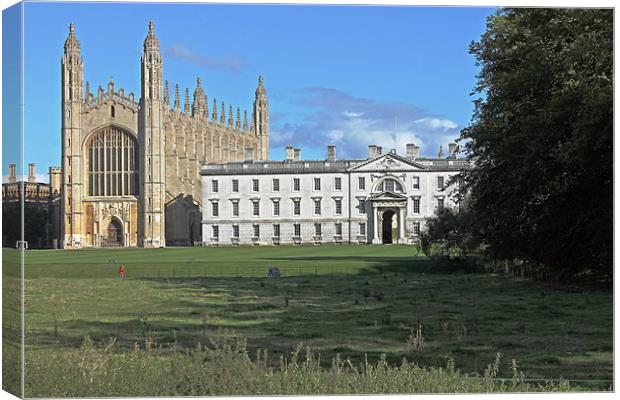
[61,22,270,248]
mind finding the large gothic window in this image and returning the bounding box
[87,126,138,196]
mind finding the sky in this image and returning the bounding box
[7,1,495,182]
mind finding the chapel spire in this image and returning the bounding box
[64,23,81,55]
[174,84,180,109]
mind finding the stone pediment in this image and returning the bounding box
[369,191,408,202]
[349,153,426,172]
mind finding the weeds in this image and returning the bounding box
[406,324,426,352]
[24,335,570,397]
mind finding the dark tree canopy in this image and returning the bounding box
[459,8,613,274]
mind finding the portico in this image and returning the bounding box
[370,192,408,244]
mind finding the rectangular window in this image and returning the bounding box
[413,222,421,235]
[358,177,366,190]
[253,224,260,238]
[359,223,366,236]
[212,201,219,217]
[253,179,259,192]
[314,177,321,191]
[358,199,366,214]
[437,176,444,189]
[273,224,280,237]
[293,199,301,216]
[211,180,219,193]
[334,177,342,191]
[314,223,322,236]
[413,198,420,214]
[232,201,239,217]
[438,198,445,211]
[293,178,300,191]
[273,200,280,216]
[335,199,342,215]
[252,200,260,216]
[232,179,239,193]
[294,223,301,237]
[212,225,219,238]
[412,176,420,189]
[335,223,342,235]
[232,225,239,238]
[314,199,321,215]
[273,178,280,192]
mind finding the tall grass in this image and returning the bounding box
[25,336,570,397]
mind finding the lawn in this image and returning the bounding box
[3,246,613,394]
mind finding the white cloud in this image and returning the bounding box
[1,173,49,184]
[327,129,344,142]
[270,87,462,159]
[414,117,458,131]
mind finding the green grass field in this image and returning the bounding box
[2,246,613,394]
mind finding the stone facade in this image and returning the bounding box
[2,163,62,248]
[201,144,467,246]
[60,22,269,248]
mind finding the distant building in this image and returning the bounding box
[201,143,467,246]
[60,22,268,248]
[2,163,62,248]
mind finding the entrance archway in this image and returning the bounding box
[382,210,396,244]
[106,219,123,247]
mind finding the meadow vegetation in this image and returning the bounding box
[1,246,612,395]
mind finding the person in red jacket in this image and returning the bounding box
[119,264,126,279]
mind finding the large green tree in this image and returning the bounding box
[460,9,613,275]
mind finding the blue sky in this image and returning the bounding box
[12,2,495,181]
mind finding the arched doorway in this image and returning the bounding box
[106,219,123,247]
[382,210,397,244]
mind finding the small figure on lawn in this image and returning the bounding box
[119,264,126,279]
[267,266,280,279]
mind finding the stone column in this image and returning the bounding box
[372,204,380,244]
[398,207,406,243]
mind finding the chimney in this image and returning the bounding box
[377,146,383,156]
[244,148,254,161]
[368,145,379,159]
[448,142,458,158]
[293,148,301,161]
[8,164,16,183]
[406,143,420,159]
[327,144,336,161]
[28,163,36,183]
[438,145,445,158]
[285,145,294,161]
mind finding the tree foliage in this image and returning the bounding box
[460,9,613,275]
[420,206,479,258]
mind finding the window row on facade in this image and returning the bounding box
[208,221,422,243]
[208,196,444,218]
[208,175,450,194]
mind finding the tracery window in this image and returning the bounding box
[87,126,138,196]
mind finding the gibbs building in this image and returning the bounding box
[60,22,269,248]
